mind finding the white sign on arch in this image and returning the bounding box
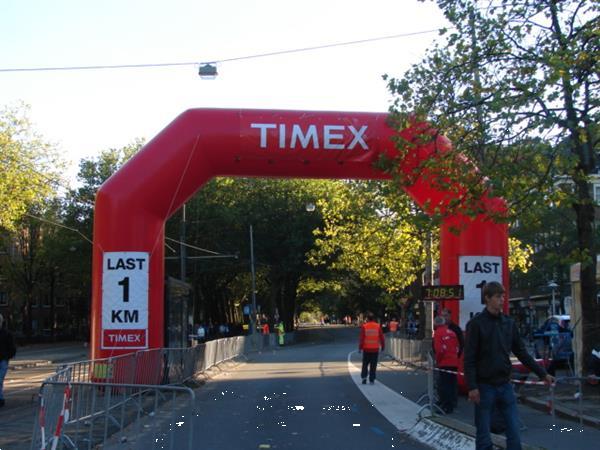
[101,251,149,349]
[459,255,503,327]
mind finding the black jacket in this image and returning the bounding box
[464,308,546,390]
[0,327,16,361]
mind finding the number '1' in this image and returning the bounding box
[118,277,130,302]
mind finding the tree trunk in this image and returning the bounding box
[575,198,600,373]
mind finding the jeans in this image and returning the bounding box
[474,382,521,450]
[0,359,8,400]
[361,351,379,382]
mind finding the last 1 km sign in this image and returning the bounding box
[101,252,149,349]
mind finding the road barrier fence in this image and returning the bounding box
[31,332,283,450]
[384,334,600,427]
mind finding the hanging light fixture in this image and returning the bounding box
[198,63,218,79]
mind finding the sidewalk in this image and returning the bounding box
[9,341,90,369]
[1,342,90,450]
[376,355,600,450]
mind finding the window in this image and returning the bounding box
[594,184,600,204]
[0,292,7,306]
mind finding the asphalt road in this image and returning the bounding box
[179,340,428,450]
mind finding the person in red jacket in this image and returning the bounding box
[359,312,385,385]
[433,315,459,413]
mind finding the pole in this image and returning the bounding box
[180,204,186,282]
[424,230,434,339]
[250,225,257,334]
[551,288,556,317]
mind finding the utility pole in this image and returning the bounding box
[180,203,187,282]
[250,225,257,334]
[424,230,434,339]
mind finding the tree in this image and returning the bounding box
[0,103,64,231]
[386,0,599,371]
[60,143,143,331]
[308,181,428,294]
[164,177,333,332]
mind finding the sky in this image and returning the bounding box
[1,0,449,183]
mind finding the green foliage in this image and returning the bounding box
[7,142,142,338]
[385,0,598,222]
[508,237,533,273]
[387,0,599,369]
[0,103,65,231]
[308,181,431,293]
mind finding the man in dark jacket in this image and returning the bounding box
[0,313,17,407]
[464,282,553,450]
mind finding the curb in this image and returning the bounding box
[9,360,53,370]
[429,415,545,450]
[520,395,600,429]
[407,416,476,450]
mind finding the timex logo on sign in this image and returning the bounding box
[250,123,369,150]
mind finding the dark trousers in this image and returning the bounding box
[437,366,457,413]
[361,351,379,382]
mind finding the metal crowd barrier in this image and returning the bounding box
[385,335,600,427]
[32,381,195,450]
[547,375,600,428]
[50,334,271,387]
[32,332,279,450]
[384,335,427,367]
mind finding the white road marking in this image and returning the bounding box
[347,351,475,450]
[347,351,419,431]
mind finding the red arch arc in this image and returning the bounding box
[91,108,508,359]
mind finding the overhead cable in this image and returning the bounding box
[0,28,445,73]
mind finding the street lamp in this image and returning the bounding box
[548,281,558,316]
[198,63,218,79]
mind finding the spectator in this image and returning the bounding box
[0,313,17,408]
[442,308,465,357]
[276,321,285,346]
[197,323,206,343]
[464,281,554,450]
[262,321,270,347]
[433,316,459,414]
[407,318,417,338]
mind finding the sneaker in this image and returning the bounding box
[361,379,367,385]
[369,380,375,385]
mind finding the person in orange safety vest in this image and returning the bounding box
[358,312,385,385]
[388,318,399,335]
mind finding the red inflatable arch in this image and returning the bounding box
[91,109,508,359]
